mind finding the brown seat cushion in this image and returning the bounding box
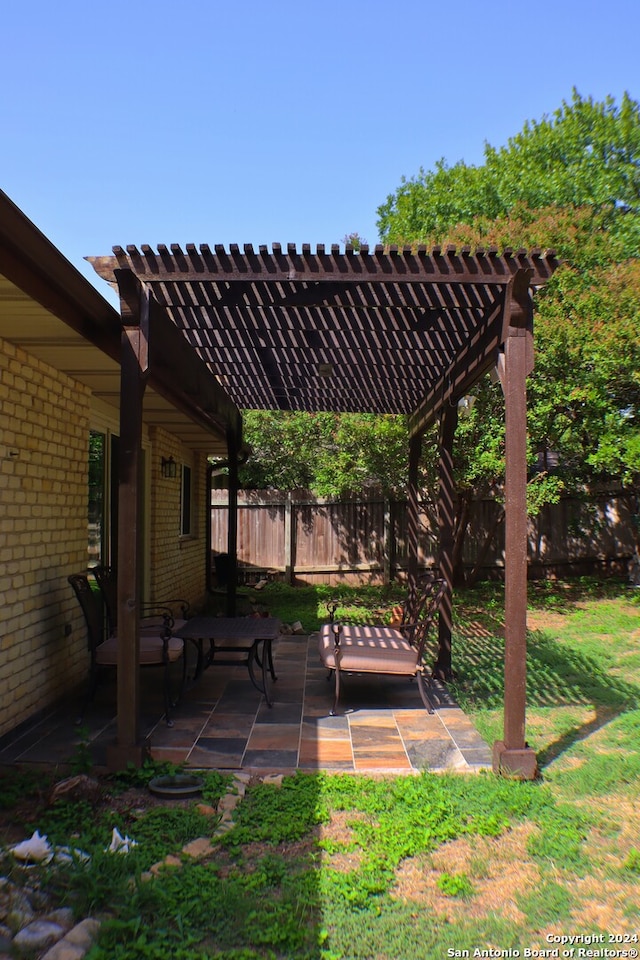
[318,624,418,675]
[96,635,184,666]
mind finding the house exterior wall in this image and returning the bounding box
[0,344,211,742]
[0,338,90,739]
[148,427,207,612]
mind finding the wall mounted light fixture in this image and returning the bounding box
[161,456,177,479]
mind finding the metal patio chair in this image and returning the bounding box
[91,565,191,637]
[68,573,186,725]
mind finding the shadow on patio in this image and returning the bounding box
[0,635,492,775]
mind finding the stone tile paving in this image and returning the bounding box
[0,634,492,775]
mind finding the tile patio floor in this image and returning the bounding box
[0,635,493,775]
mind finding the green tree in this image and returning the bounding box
[376,91,640,580]
[238,411,408,496]
[236,93,640,582]
[236,410,332,490]
[377,90,640,247]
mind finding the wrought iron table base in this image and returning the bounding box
[176,617,280,706]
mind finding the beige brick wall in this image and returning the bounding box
[148,427,208,613]
[0,342,214,743]
[0,338,90,739]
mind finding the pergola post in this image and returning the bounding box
[407,433,422,599]
[107,282,150,771]
[435,403,457,681]
[226,426,239,616]
[284,492,294,585]
[493,274,538,779]
[383,497,392,586]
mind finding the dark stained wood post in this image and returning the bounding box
[493,271,538,779]
[107,278,150,771]
[206,462,214,592]
[226,426,239,616]
[407,433,422,600]
[284,492,294,585]
[435,403,457,681]
[502,334,528,745]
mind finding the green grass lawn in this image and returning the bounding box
[1,578,639,959]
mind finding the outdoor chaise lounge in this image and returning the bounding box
[318,575,447,715]
[68,574,186,725]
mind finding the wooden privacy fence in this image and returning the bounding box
[210,488,638,586]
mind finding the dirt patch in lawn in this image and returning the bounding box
[316,809,369,873]
[569,875,636,931]
[393,823,539,924]
[526,610,570,633]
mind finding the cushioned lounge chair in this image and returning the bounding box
[318,576,447,715]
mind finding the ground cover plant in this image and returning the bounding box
[0,579,638,958]
[253,580,411,633]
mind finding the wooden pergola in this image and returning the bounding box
[91,242,558,778]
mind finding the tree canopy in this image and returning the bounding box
[377,90,640,250]
[237,91,640,514]
[377,90,640,496]
[238,411,409,496]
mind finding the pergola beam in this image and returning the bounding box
[114,270,244,443]
[90,246,556,288]
[408,298,505,437]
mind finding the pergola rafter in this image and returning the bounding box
[91,244,555,423]
[89,241,558,779]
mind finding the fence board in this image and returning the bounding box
[211,489,637,585]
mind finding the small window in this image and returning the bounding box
[88,431,105,564]
[181,465,192,536]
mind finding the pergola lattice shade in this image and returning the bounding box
[89,243,558,430]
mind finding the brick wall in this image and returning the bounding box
[0,342,213,742]
[0,338,90,739]
[148,427,207,612]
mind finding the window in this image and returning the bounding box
[88,431,105,564]
[88,430,121,567]
[181,464,192,536]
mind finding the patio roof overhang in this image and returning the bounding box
[90,241,559,779]
[0,192,243,454]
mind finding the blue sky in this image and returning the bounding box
[2,0,639,304]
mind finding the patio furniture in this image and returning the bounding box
[318,576,447,715]
[91,565,190,637]
[174,615,281,706]
[68,574,186,725]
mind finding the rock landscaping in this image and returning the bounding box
[0,770,254,960]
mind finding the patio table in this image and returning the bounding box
[175,616,281,706]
